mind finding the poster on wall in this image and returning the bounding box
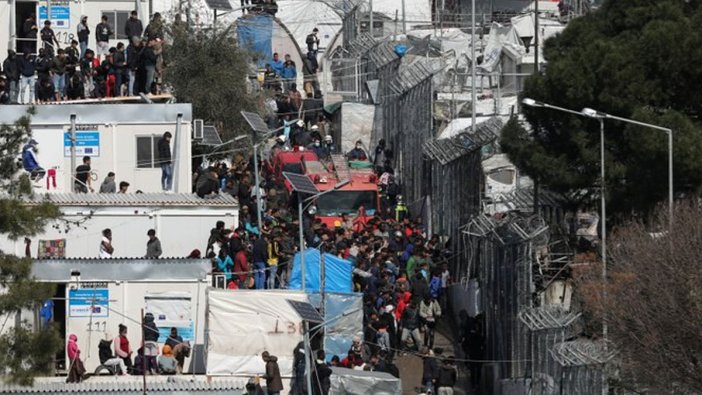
[145,292,194,342]
[64,131,100,157]
[37,1,71,29]
[69,288,109,318]
[37,239,66,258]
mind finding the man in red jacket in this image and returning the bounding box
[234,246,249,288]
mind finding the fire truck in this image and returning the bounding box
[304,154,381,227]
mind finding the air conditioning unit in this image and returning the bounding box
[193,119,204,139]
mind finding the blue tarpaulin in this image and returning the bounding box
[288,249,353,293]
[236,15,273,68]
[309,292,363,361]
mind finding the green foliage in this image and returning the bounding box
[0,112,62,385]
[163,23,261,142]
[501,0,702,217]
[0,325,62,386]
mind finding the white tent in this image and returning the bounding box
[206,289,309,377]
[276,0,343,54]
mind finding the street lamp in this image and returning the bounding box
[522,97,607,342]
[238,116,299,231]
[582,107,673,228]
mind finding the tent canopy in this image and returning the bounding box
[288,249,353,293]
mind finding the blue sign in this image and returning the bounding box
[156,325,194,343]
[38,5,71,29]
[64,131,100,157]
[69,288,109,318]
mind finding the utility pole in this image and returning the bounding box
[534,0,539,72]
[401,0,406,34]
[369,0,373,37]
[141,308,147,395]
[471,0,476,137]
[70,114,76,192]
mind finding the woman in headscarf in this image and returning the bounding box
[66,334,86,383]
[158,344,177,374]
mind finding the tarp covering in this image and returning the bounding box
[237,14,274,67]
[341,102,375,155]
[329,367,402,395]
[276,0,342,54]
[309,292,363,360]
[206,289,309,376]
[288,249,353,293]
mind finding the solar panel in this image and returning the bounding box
[200,125,223,146]
[283,172,320,195]
[287,300,324,323]
[204,0,233,10]
[240,111,270,135]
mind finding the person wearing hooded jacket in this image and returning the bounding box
[3,50,19,103]
[436,357,457,395]
[66,334,86,382]
[142,312,160,374]
[21,139,45,180]
[99,333,128,375]
[261,351,284,395]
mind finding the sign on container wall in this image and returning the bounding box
[64,131,100,157]
[38,1,71,29]
[145,292,194,342]
[68,288,109,318]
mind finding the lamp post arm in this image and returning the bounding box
[603,114,672,134]
[542,103,585,117]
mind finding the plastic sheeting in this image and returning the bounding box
[237,15,274,67]
[329,367,402,395]
[288,249,353,293]
[206,289,309,376]
[309,292,363,360]
[340,102,375,155]
[373,0,431,27]
[276,0,342,54]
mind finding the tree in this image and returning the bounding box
[0,112,62,385]
[500,0,702,218]
[575,201,702,393]
[162,23,262,143]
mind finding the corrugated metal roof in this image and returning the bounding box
[31,258,211,282]
[367,41,400,68]
[18,193,238,207]
[423,117,502,165]
[0,376,246,393]
[0,103,192,125]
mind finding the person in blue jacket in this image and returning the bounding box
[22,139,45,180]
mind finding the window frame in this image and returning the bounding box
[136,135,159,169]
[100,10,130,40]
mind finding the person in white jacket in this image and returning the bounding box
[419,296,442,349]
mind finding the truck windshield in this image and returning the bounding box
[315,191,377,216]
[282,163,304,174]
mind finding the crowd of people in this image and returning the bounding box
[66,321,190,382]
[0,11,165,104]
[188,134,459,394]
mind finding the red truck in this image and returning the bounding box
[305,155,381,228]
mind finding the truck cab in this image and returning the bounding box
[305,155,381,227]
